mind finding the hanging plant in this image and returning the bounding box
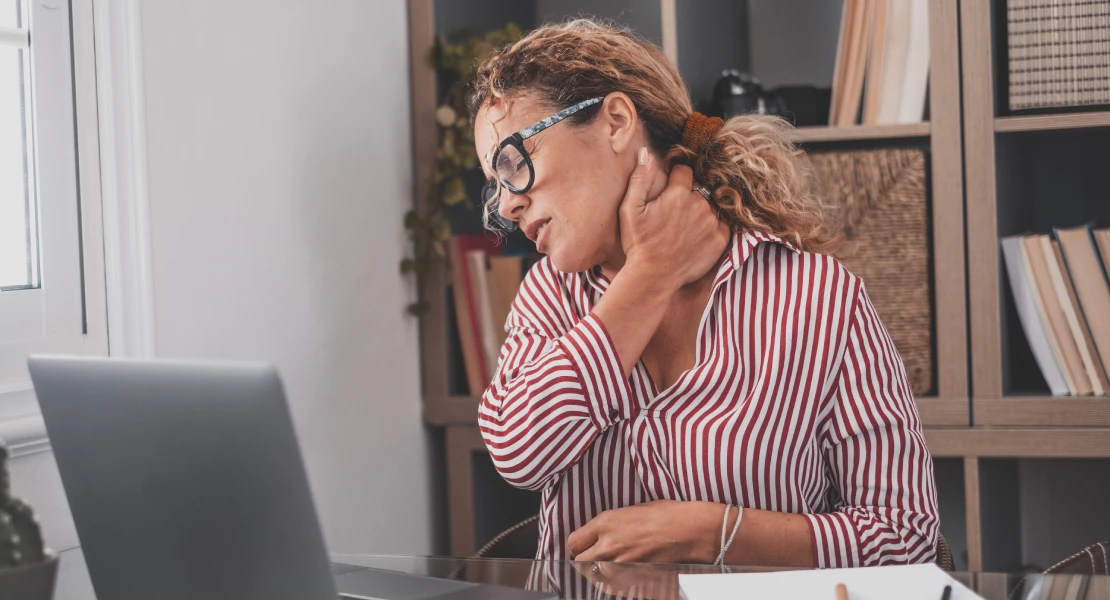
[403,24,523,315]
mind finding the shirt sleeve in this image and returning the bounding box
[478,262,637,492]
[803,284,940,568]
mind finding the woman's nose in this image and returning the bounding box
[498,190,528,223]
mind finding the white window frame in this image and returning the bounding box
[0,0,157,457]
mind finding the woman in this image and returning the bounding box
[471,19,938,570]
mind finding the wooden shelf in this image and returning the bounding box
[973,397,1110,427]
[917,397,971,426]
[925,427,1110,458]
[790,122,931,143]
[994,111,1110,133]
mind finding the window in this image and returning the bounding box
[0,1,39,292]
[0,0,106,452]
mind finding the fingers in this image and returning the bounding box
[566,525,599,559]
[621,147,657,210]
[665,164,695,196]
[573,542,613,563]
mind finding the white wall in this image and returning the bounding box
[10,0,433,556]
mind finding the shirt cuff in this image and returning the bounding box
[556,312,637,430]
[804,512,862,569]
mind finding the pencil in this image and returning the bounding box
[835,583,849,600]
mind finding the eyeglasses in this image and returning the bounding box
[481,97,605,231]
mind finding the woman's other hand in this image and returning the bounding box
[565,500,719,564]
[618,149,732,290]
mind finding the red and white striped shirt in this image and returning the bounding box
[479,231,938,568]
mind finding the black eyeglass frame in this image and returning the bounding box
[482,96,606,230]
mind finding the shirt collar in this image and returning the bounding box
[731,230,800,271]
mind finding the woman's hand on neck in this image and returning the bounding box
[598,153,675,281]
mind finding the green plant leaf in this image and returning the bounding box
[442,177,466,206]
[434,217,453,241]
[404,22,521,317]
[459,144,478,169]
[407,300,431,316]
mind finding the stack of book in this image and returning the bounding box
[1002,224,1110,396]
[1007,0,1110,111]
[829,0,931,126]
[446,235,528,397]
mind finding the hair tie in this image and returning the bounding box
[682,112,725,153]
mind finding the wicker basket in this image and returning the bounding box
[810,149,934,397]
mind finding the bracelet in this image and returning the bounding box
[714,505,743,565]
[715,503,731,566]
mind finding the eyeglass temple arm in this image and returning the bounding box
[517,97,605,140]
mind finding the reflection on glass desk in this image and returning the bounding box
[55,547,1110,600]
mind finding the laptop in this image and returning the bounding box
[29,356,553,600]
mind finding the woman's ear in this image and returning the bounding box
[597,92,639,154]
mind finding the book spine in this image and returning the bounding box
[1002,236,1070,395]
[1023,236,1078,395]
[448,238,485,397]
[1048,238,1105,396]
[467,250,500,384]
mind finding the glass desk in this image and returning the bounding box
[55,547,1110,600]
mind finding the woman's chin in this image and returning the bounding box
[547,248,593,274]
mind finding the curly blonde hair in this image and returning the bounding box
[469,18,836,255]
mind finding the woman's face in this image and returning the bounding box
[474,93,650,273]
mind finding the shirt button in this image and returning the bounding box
[609,409,620,421]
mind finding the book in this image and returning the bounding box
[842,0,875,126]
[447,235,502,396]
[487,255,523,351]
[830,0,874,126]
[467,249,501,385]
[1094,228,1110,273]
[896,0,930,124]
[829,0,854,125]
[1055,224,1110,382]
[861,0,888,124]
[1050,239,1109,395]
[1020,235,1076,395]
[875,0,911,124]
[1001,236,1068,396]
[1024,235,1090,395]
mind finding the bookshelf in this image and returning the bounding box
[962,0,1110,428]
[959,0,1110,581]
[790,122,931,142]
[408,0,1110,583]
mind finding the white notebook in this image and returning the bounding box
[679,563,982,600]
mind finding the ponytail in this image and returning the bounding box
[667,114,837,255]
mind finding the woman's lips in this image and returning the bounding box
[525,218,551,250]
[535,220,550,253]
